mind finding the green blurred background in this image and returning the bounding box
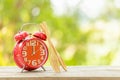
[0,0,120,66]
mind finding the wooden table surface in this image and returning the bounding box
[0,66,120,80]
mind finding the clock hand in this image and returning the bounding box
[32,46,36,55]
[32,46,33,54]
[34,49,40,53]
[34,46,43,54]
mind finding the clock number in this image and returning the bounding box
[22,51,27,57]
[28,60,31,65]
[24,58,27,62]
[37,41,40,46]
[23,46,27,50]
[32,60,37,66]
[40,50,45,55]
[41,56,44,60]
[30,40,36,46]
[23,59,42,66]
[38,59,41,64]
[40,45,43,50]
[26,42,30,46]
[40,45,45,55]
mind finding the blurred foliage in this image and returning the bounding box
[0,0,120,66]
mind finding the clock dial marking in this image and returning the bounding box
[24,57,27,62]
[26,42,30,46]
[21,39,48,67]
[30,40,36,46]
[23,46,27,50]
[22,51,27,57]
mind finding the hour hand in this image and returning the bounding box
[36,49,40,53]
[32,46,36,55]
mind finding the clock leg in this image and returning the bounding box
[41,66,46,71]
[21,65,25,73]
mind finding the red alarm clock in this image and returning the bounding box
[13,24,48,72]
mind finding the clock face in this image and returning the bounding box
[21,38,48,68]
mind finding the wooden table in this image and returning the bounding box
[0,66,120,80]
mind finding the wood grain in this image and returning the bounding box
[0,66,120,80]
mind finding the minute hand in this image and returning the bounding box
[32,46,36,55]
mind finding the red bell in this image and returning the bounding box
[33,32,47,41]
[14,31,28,41]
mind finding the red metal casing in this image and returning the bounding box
[13,37,48,71]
